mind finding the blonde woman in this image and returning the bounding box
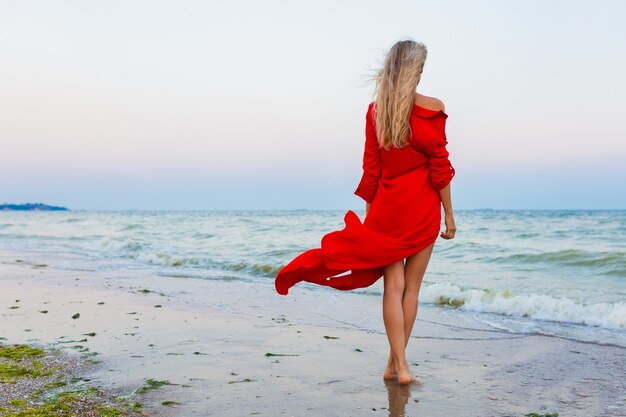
[276,39,456,385]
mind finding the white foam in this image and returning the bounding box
[419,282,626,330]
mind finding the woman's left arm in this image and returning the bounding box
[354,103,381,207]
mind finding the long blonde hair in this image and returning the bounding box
[371,39,427,151]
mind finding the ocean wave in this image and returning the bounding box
[119,224,145,231]
[492,249,625,275]
[419,282,626,330]
[130,251,191,267]
[192,232,216,239]
[128,253,282,276]
[99,237,145,252]
[63,218,85,223]
[96,239,283,275]
[221,261,282,276]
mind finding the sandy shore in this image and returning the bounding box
[1,248,624,416]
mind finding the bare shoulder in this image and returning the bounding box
[414,93,445,112]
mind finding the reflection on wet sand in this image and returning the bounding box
[385,379,413,417]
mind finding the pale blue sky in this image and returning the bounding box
[1,0,624,210]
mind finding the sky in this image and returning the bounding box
[1,0,624,210]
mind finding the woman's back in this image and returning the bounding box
[357,95,454,203]
[378,96,448,181]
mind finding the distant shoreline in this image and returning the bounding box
[1,205,623,212]
[0,203,68,211]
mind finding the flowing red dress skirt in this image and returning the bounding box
[275,102,455,295]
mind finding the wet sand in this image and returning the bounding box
[1,249,624,416]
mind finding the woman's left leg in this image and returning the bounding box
[382,259,417,385]
[385,243,435,379]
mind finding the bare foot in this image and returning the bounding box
[383,356,397,380]
[396,362,418,385]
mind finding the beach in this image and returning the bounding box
[3,0,625,414]
[1,247,624,416]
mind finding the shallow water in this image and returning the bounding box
[1,209,624,346]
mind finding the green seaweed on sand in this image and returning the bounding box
[525,413,559,417]
[83,332,97,337]
[135,287,167,296]
[0,359,53,383]
[323,336,339,339]
[272,315,288,323]
[228,378,255,384]
[1,342,145,416]
[56,338,88,344]
[124,401,143,411]
[0,361,31,382]
[2,387,130,417]
[161,400,181,406]
[94,403,128,416]
[0,344,45,360]
[31,380,69,398]
[71,313,80,319]
[134,378,177,394]
[43,380,68,389]
[435,295,465,308]
[265,352,299,357]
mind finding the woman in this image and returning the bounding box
[275,39,456,386]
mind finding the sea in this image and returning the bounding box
[1,209,624,347]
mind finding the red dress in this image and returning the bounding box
[275,101,455,295]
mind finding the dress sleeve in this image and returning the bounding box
[354,103,381,203]
[424,115,456,191]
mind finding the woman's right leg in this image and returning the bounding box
[402,242,435,343]
[382,259,416,385]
